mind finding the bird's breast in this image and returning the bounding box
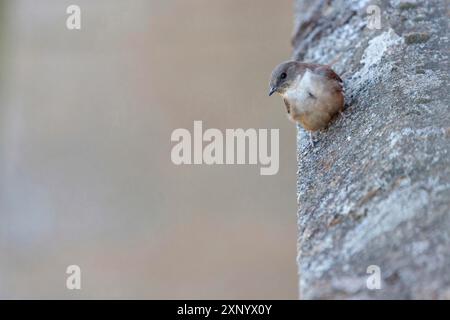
[282,70,344,131]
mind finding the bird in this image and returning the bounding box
[268,60,345,147]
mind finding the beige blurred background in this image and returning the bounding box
[0,0,298,299]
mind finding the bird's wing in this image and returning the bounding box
[313,65,343,82]
[313,65,343,90]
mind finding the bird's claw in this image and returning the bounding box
[309,132,316,148]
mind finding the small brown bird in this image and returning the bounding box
[269,61,344,146]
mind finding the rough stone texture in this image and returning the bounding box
[294,0,450,299]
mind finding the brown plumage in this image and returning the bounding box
[269,61,345,144]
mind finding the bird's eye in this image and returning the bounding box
[280,72,287,79]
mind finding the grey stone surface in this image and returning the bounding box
[293,0,450,299]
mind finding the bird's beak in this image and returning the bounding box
[268,86,277,96]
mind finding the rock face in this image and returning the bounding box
[294,0,450,299]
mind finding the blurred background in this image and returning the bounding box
[0,0,297,299]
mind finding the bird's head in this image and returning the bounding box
[268,61,298,96]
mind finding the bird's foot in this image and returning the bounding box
[309,132,316,148]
